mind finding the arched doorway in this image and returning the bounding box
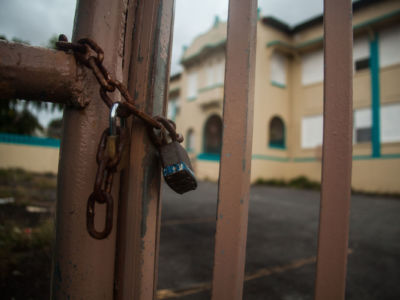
[203,115,222,154]
[269,116,285,149]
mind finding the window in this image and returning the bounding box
[381,103,400,143]
[354,108,372,143]
[379,24,400,68]
[353,36,370,72]
[167,98,178,121]
[353,104,400,144]
[215,60,225,84]
[301,50,323,85]
[204,115,222,154]
[270,52,286,87]
[186,129,195,152]
[269,116,285,148]
[205,59,224,88]
[301,115,323,148]
[187,72,197,99]
[206,64,214,87]
[355,58,370,71]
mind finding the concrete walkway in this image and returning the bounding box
[157,181,400,300]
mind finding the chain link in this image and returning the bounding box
[56,35,176,132]
[56,34,182,239]
[86,127,129,239]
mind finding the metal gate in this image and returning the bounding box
[0,0,353,299]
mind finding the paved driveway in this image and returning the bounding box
[157,181,400,300]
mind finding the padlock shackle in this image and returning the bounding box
[109,102,121,136]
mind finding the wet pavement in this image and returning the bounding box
[157,181,400,300]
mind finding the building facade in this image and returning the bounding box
[169,0,400,194]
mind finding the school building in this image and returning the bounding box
[168,0,400,193]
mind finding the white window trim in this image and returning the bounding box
[270,52,287,87]
[301,114,323,149]
[187,72,198,100]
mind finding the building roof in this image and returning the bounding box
[266,0,400,53]
[262,0,383,34]
[181,17,227,66]
[170,72,181,82]
[180,0,392,66]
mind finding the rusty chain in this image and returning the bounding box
[56,34,178,131]
[56,34,183,239]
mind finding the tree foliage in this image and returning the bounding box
[0,101,43,135]
[47,34,58,50]
[47,118,63,139]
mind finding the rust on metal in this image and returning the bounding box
[57,36,169,130]
[211,0,258,299]
[56,35,186,239]
[87,124,129,240]
[51,0,129,298]
[87,190,114,239]
[0,40,86,107]
[314,0,353,299]
[114,0,175,299]
[147,116,184,147]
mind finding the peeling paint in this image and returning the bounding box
[140,145,159,238]
[137,48,144,62]
[113,1,175,297]
[141,240,145,250]
[211,2,257,298]
[55,262,62,283]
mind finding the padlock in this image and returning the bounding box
[105,102,129,171]
[116,127,130,172]
[160,140,197,194]
[106,102,120,161]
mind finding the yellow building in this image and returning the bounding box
[169,0,400,193]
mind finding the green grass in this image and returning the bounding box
[0,168,57,204]
[254,176,321,190]
[254,175,400,198]
[0,168,56,299]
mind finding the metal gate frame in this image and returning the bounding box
[0,0,353,299]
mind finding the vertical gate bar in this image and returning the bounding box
[314,0,353,299]
[211,0,257,299]
[114,0,175,299]
[51,0,127,298]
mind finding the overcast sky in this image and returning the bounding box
[0,0,325,126]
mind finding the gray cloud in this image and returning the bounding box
[0,0,327,73]
[0,0,76,46]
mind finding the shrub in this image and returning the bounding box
[254,176,321,190]
[288,176,320,190]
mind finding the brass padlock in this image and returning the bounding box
[106,102,120,160]
[106,102,129,171]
